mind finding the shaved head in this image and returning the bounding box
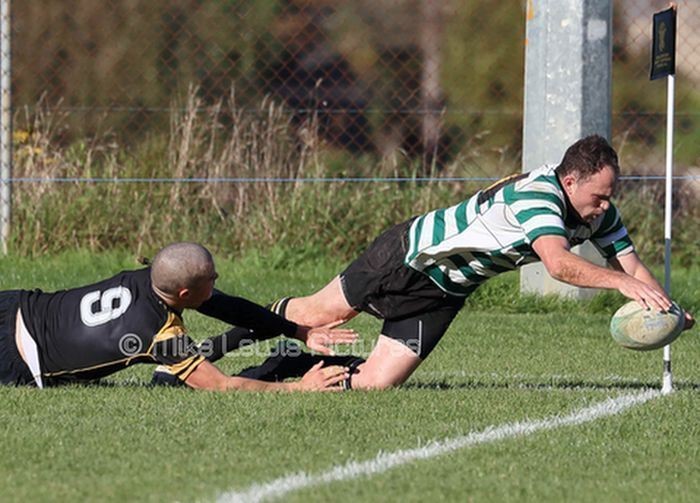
[150,242,216,295]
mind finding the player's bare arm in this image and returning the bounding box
[532,235,671,312]
[608,251,663,289]
[184,359,349,392]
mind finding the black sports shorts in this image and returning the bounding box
[340,218,468,359]
[0,291,35,386]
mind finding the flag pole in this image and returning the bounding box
[661,70,675,395]
[649,3,676,394]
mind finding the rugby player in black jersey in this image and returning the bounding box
[0,242,355,391]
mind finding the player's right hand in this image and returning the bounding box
[297,361,348,391]
[302,322,358,356]
[617,276,672,312]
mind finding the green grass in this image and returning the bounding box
[0,251,698,502]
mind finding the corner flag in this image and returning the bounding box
[650,4,677,395]
[650,6,676,80]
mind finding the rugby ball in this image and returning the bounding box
[610,301,685,351]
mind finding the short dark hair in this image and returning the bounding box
[151,242,215,294]
[555,135,620,181]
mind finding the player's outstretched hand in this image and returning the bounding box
[300,321,358,355]
[617,276,672,313]
[297,361,348,391]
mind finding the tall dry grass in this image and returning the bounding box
[10,89,699,266]
[10,89,458,258]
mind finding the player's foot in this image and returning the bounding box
[150,365,185,387]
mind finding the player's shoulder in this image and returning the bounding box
[503,166,565,212]
[514,165,562,194]
[92,267,151,288]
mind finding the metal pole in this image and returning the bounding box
[0,0,11,255]
[661,72,675,395]
[521,0,612,299]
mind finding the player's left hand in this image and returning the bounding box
[298,320,358,355]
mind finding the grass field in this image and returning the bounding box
[0,251,698,502]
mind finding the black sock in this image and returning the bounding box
[269,297,292,318]
[236,342,365,382]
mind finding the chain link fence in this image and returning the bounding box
[10,1,523,174]
[2,0,699,257]
[8,0,700,172]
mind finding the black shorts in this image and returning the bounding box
[0,291,35,386]
[340,219,467,359]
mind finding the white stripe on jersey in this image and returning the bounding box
[515,178,562,195]
[509,199,562,217]
[521,214,566,234]
[443,205,459,241]
[417,211,436,252]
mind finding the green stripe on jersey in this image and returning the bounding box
[448,254,489,282]
[601,236,634,257]
[455,200,469,232]
[515,207,560,223]
[527,226,568,242]
[432,209,446,245]
[407,216,425,263]
[505,189,565,210]
[423,264,479,296]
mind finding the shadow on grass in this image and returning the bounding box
[402,378,700,392]
[44,376,700,392]
[49,379,183,390]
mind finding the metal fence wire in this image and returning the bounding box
[7,0,700,174]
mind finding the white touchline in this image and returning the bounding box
[217,390,660,503]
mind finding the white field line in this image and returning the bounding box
[217,389,659,503]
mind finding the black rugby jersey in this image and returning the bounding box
[19,268,204,384]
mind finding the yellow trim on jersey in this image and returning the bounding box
[480,172,522,195]
[43,311,204,380]
[169,354,205,381]
[147,311,205,381]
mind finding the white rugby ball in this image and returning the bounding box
[610,301,685,351]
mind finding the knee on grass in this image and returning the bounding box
[350,368,407,390]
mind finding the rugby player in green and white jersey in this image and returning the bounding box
[238,135,694,390]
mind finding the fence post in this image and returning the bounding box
[0,0,10,255]
[521,0,612,299]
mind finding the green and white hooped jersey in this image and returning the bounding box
[404,165,634,296]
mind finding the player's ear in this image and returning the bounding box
[561,173,577,194]
[178,288,191,301]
